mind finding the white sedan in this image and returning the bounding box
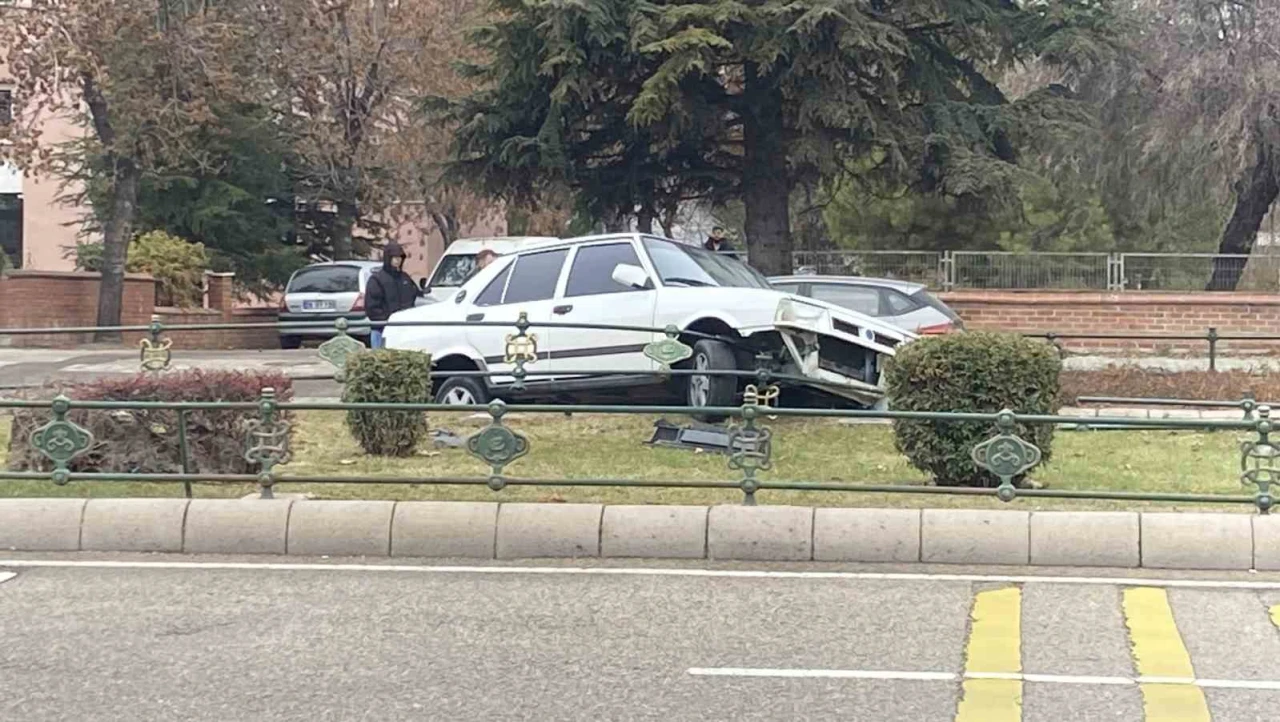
[384,233,916,411]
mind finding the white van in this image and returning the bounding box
[422,236,557,302]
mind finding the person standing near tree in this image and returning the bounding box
[703,226,738,256]
[365,241,420,348]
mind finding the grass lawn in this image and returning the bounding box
[0,409,1263,511]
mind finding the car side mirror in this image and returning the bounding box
[612,263,650,290]
[418,278,428,290]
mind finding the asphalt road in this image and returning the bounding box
[3,557,1280,721]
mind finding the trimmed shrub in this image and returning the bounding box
[5,370,293,474]
[885,332,1061,487]
[69,230,210,307]
[344,350,433,456]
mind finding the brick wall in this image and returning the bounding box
[942,291,1280,354]
[153,274,280,349]
[0,270,282,350]
[0,270,155,347]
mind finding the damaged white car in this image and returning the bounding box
[384,233,916,410]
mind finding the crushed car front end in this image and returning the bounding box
[765,296,915,407]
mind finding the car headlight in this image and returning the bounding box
[774,298,827,328]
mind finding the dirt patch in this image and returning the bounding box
[1061,368,1280,406]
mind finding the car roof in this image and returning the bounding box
[769,274,926,294]
[509,233,700,254]
[294,260,381,270]
[443,236,560,254]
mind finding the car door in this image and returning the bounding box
[463,248,568,385]
[550,240,659,376]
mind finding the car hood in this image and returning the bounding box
[684,286,916,344]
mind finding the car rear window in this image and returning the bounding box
[288,265,361,294]
[912,289,962,321]
[810,283,881,315]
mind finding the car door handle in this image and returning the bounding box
[553,305,573,315]
[466,313,485,322]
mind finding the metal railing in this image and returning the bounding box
[2,316,1280,512]
[790,250,1280,291]
[791,251,944,287]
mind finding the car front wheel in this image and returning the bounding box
[434,376,490,406]
[279,335,302,350]
[688,339,737,421]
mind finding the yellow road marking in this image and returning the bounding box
[955,586,1022,722]
[1270,604,1280,630]
[1122,587,1211,722]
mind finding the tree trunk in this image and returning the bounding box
[741,63,792,275]
[603,207,628,233]
[636,207,654,234]
[431,208,460,248]
[94,157,141,342]
[1208,141,1280,291]
[331,200,358,260]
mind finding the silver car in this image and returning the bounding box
[278,261,382,349]
[768,274,964,334]
[278,261,438,348]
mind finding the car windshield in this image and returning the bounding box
[641,237,770,289]
[287,265,361,294]
[429,254,479,288]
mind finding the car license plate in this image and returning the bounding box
[302,300,336,311]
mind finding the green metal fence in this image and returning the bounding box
[2,316,1280,512]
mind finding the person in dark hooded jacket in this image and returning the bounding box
[365,241,420,348]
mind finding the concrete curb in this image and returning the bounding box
[0,499,1272,570]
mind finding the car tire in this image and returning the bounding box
[280,335,302,350]
[434,376,490,407]
[688,339,737,422]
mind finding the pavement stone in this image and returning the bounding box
[392,501,498,558]
[1252,515,1280,571]
[601,505,707,559]
[1030,511,1139,567]
[921,509,1029,565]
[183,499,293,555]
[80,498,189,553]
[707,505,813,561]
[286,500,395,557]
[0,498,85,551]
[1141,512,1253,570]
[496,503,603,559]
[813,508,920,562]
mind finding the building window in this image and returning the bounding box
[0,194,22,268]
[0,90,11,125]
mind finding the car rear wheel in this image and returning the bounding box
[688,339,737,421]
[434,377,489,406]
[279,335,302,350]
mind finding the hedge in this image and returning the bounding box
[343,350,433,456]
[885,332,1061,487]
[5,370,293,474]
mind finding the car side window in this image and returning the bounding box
[884,290,921,315]
[502,249,569,304]
[565,243,645,297]
[771,283,801,295]
[811,283,881,315]
[473,264,511,307]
